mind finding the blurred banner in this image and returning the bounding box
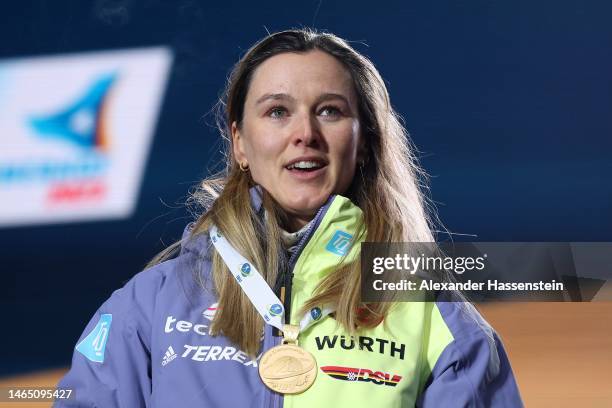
[0,47,172,227]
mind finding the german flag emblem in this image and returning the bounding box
[320,366,403,387]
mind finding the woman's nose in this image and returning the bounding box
[291,113,321,147]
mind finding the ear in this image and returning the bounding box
[231,121,247,165]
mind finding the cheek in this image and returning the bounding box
[242,132,284,176]
[255,140,283,164]
[330,127,359,162]
[242,122,272,157]
[329,124,360,187]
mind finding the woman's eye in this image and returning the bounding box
[268,107,288,119]
[319,106,342,118]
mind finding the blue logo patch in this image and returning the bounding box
[310,307,322,321]
[268,304,283,317]
[240,262,252,277]
[76,314,112,363]
[325,230,353,256]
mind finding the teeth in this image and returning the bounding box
[288,161,323,170]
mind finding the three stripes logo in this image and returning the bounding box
[162,346,178,366]
[320,366,403,387]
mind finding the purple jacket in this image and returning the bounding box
[55,190,523,407]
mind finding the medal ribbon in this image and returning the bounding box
[209,225,334,335]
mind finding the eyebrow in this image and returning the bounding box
[254,92,351,106]
[315,93,351,105]
[255,93,296,105]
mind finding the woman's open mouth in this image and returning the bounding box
[285,159,328,180]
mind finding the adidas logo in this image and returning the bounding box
[162,346,177,366]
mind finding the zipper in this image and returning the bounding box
[287,195,334,270]
[266,195,335,408]
[284,195,334,325]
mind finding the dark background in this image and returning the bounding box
[1,0,611,376]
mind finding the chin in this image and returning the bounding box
[284,194,328,216]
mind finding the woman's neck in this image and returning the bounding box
[284,216,313,233]
[279,217,314,252]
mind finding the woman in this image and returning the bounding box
[56,29,523,407]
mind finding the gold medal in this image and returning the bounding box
[258,325,317,394]
[259,343,317,394]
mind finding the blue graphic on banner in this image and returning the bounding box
[76,314,112,363]
[268,303,283,317]
[29,73,116,150]
[310,307,322,321]
[240,262,252,277]
[0,159,108,184]
[325,230,353,256]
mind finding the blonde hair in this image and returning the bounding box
[150,29,436,357]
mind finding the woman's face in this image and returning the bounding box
[232,50,364,231]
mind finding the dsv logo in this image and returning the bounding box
[320,365,403,387]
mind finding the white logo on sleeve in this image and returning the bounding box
[162,345,177,366]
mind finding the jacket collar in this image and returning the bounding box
[179,185,363,261]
